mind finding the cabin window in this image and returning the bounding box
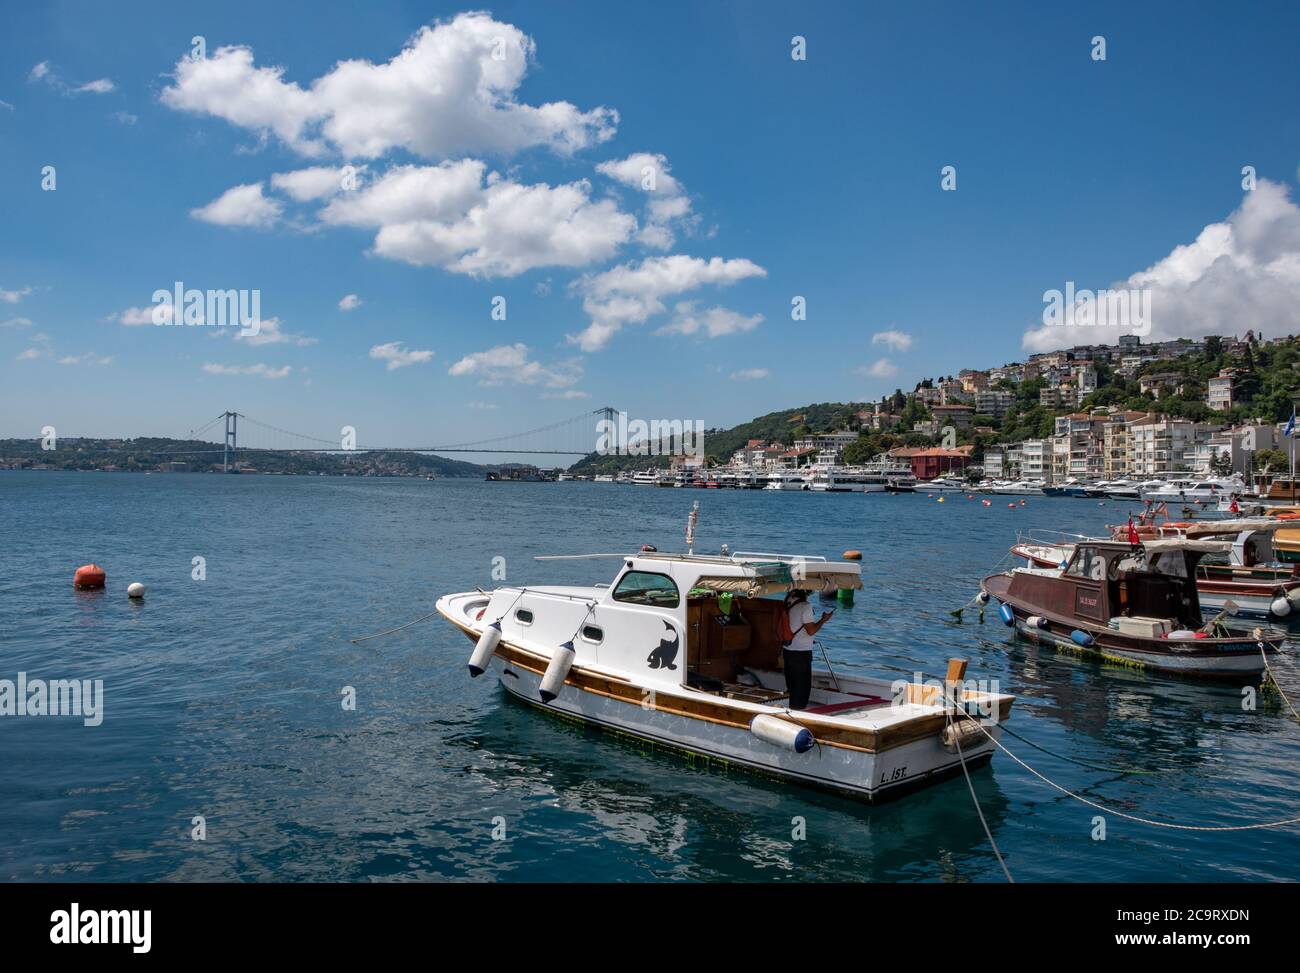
[1065,549,1105,581]
[581,625,603,643]
[515,608,534,624]
[612,571,680,608]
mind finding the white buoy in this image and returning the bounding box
[1026,615,1048,629]
[127,582,145,599]
[467,621,502,677]
[750,714,814,753]
[539,640,576,704]
[1270,597,1292,618]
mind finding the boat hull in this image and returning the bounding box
[983,574,1278,678]
[485,653,998,802]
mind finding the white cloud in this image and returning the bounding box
[57,353,113,366]
[202,362,292,378]
[16,347,44,361]
[468,400,498,410]
[322,163,635,277]
[863,358,898,378]
[0,99,15,111]
[28,62,49,82]
[1023,180,1300,351]
[191,182,282,228]
[28,62,115,96]
[160,13,617,160]
[1,285,33,304]
[1,316,33,329]
[656,301,763,338]
[597,152,693,249]
[234,317,316,347]
[271,165,358,202]
[449,342,581,387]
[112,111,137,125]
[115,305,166,326]
[730,368,769,381]
[75,79,114,95]
[570,254,767,351]
[338,293,362,311]
[541,389,591,399]
[369,341,434,370]
[872,329,913,352]
[15,332,52,361]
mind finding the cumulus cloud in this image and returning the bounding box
[271,165,359,202]
[597,152,694,249]
[202,362,292,378]
[0,285,33,304]
[321,163,635,277]
[569,254,767,351]
[656,301,763,338]
[872,329,913,352]
[449,342,581,387]
[160,13,617,160]
[1023,180,1300,351]
[338,293,362,311]
[191,182,283,228]
[369,341,434,370]
[730,368,769,381]
[114,305,167,326]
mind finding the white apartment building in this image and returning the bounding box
[1129,418,1217,475]
[975,389,1016,418]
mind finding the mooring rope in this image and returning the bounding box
[1260,643,1300,725]
[943,687,1300,833]
[349,609,440,644]
[947,706,1014,883]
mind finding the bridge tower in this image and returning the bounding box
[222,411,239,472]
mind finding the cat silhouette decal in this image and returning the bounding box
[645,620,680,670]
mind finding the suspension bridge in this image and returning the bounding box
[168,407,624,471]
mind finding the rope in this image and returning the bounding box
[943,687,1300,833]
[350,609,439,644]
[947,706,1013,881]
[1260,644,1300,725]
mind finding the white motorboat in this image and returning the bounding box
[440,545,1013,802]
[988,480,1046,496]
[631,470,658,486]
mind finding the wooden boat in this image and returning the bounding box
[1011,525,1300,620]
[984,537,1284,678]
[439,549,1013,802]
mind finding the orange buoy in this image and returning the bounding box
[74,563,106,589]
[843,550,862,561]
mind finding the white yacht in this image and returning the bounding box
[1139,476,1247,503]
[916,476,965,493]
[631,470,658,486]
[988,479,1046,496]
[763,470,811,491]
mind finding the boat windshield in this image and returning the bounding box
[612,571,681,607]
[1065,548,1105,581]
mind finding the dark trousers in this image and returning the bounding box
[783,649,813,710]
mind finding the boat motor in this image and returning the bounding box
[539,640,576,704]
[467,620,502,677]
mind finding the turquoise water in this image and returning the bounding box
[3,470,1299,882]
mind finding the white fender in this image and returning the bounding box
[1270,596,1291,618]
[750,714,814,753]
[539,640,576,703]
[467,621,502,677]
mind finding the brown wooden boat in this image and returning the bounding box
[983,538,1284,679]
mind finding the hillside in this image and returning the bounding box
[0,437,489,477]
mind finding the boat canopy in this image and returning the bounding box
[691,569,864,597]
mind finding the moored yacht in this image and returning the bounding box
[763,470,811,491]
[915,476,964,493]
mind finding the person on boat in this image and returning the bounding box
[783,590,833,710]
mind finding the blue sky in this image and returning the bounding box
[3,1,1300,451]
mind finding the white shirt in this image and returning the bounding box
[787,601,816,652]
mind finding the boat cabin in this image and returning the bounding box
[1013,538,1227,630]
[467,551,863,702]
